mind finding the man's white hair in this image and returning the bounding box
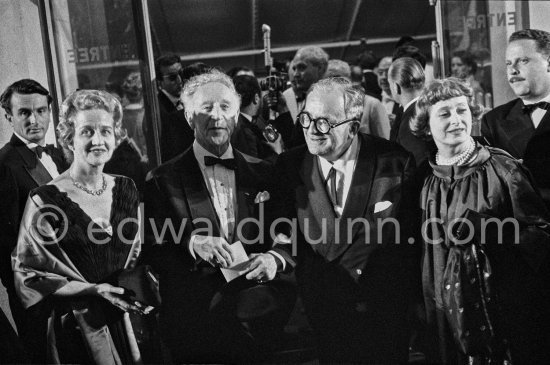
[181,69,241,121]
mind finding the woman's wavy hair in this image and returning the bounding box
[410,77,483,140]
[57,89,125,161]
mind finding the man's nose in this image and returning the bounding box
[307,120,322,135]
[210,105,223,119]
[28,113,37,124]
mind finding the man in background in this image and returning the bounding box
[482,29,550,208]
[0,79,67,362]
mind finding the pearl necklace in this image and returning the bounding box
[71,173,108,196]
[436,137,476,166]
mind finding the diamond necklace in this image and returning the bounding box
[436,137,476,166]
[70,173,108,196]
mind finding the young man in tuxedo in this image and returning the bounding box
[271,77,418,363]
[0,79,67,361]
[143,70,295,363]
[481,29,550,207]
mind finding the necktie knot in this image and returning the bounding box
[204,156,236,170]
[33,144,54,158]
[522,101,550,114]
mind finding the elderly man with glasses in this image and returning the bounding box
[270,77,419,363]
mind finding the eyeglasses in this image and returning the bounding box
[161,72,182,82]
[297,111,358,134]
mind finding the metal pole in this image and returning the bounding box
[431,0,446,79]
[132,0,162,167]
[37,0,62,128]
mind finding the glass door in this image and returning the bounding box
[42,0,161,167]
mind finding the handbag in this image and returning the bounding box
[104,265,161,311]
[441,209,498,357]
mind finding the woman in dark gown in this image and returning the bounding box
[411,78,550,364]
[12,89,145,364]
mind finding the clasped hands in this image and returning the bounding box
[193,235,277,283]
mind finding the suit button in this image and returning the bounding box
[356,269,362,275]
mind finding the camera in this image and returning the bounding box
[262,124,279,143]
[259,74,288,93]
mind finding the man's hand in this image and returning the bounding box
[241,253,277,283]
[263,91,289,115]
[193,235,234,268]
[265,133,285,154]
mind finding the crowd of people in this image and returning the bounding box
[1,28,550,364]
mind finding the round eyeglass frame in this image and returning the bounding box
[297,111,358,134]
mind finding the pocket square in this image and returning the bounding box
[374,201,392,213]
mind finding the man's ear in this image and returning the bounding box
[396,83,402,95]
[349,121,361,135]
[4,113,12,124]
[253,93,260,105]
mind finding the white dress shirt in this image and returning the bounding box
[14,132,59,179]
[318,136,360,217]
[403,96,419,114]
[193,141,237,243]
[524,94,550,129]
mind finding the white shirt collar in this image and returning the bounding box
[14,131,45,149]
[318,136,359,177]
[161,89,181,106]
[193,140,234,170]
[403,96,419,113]
[240,112,253,122]
[523,93,550,105]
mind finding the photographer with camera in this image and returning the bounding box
[264,46,330,149]
[232,75,284,162]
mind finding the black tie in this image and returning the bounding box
[326,167,339,207]
[33,144,54,158]
[204,156,236,170]
[522,101,550,114]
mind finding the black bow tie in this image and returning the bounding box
[522,101,550,114]
[33,144,55,158]
[204,156,236,170]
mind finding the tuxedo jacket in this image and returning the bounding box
[0,135,66,333]
[271,133,418,362]
[157,90,178,115]
[159,109,194,162]
[231,113,276,162]
[395,100,435,167]
[481,98,550,201]
[142,146,294,360]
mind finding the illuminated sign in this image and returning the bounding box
[66,44,137,64]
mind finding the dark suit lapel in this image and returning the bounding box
[500,100,534,157]
[10,135,53,186]
[297,152,336,256]
[325,136,375,261]
[233,151,259,241]
[174,149,222,238]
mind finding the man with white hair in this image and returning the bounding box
[143,69,295,363]
[284,46,329,122]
